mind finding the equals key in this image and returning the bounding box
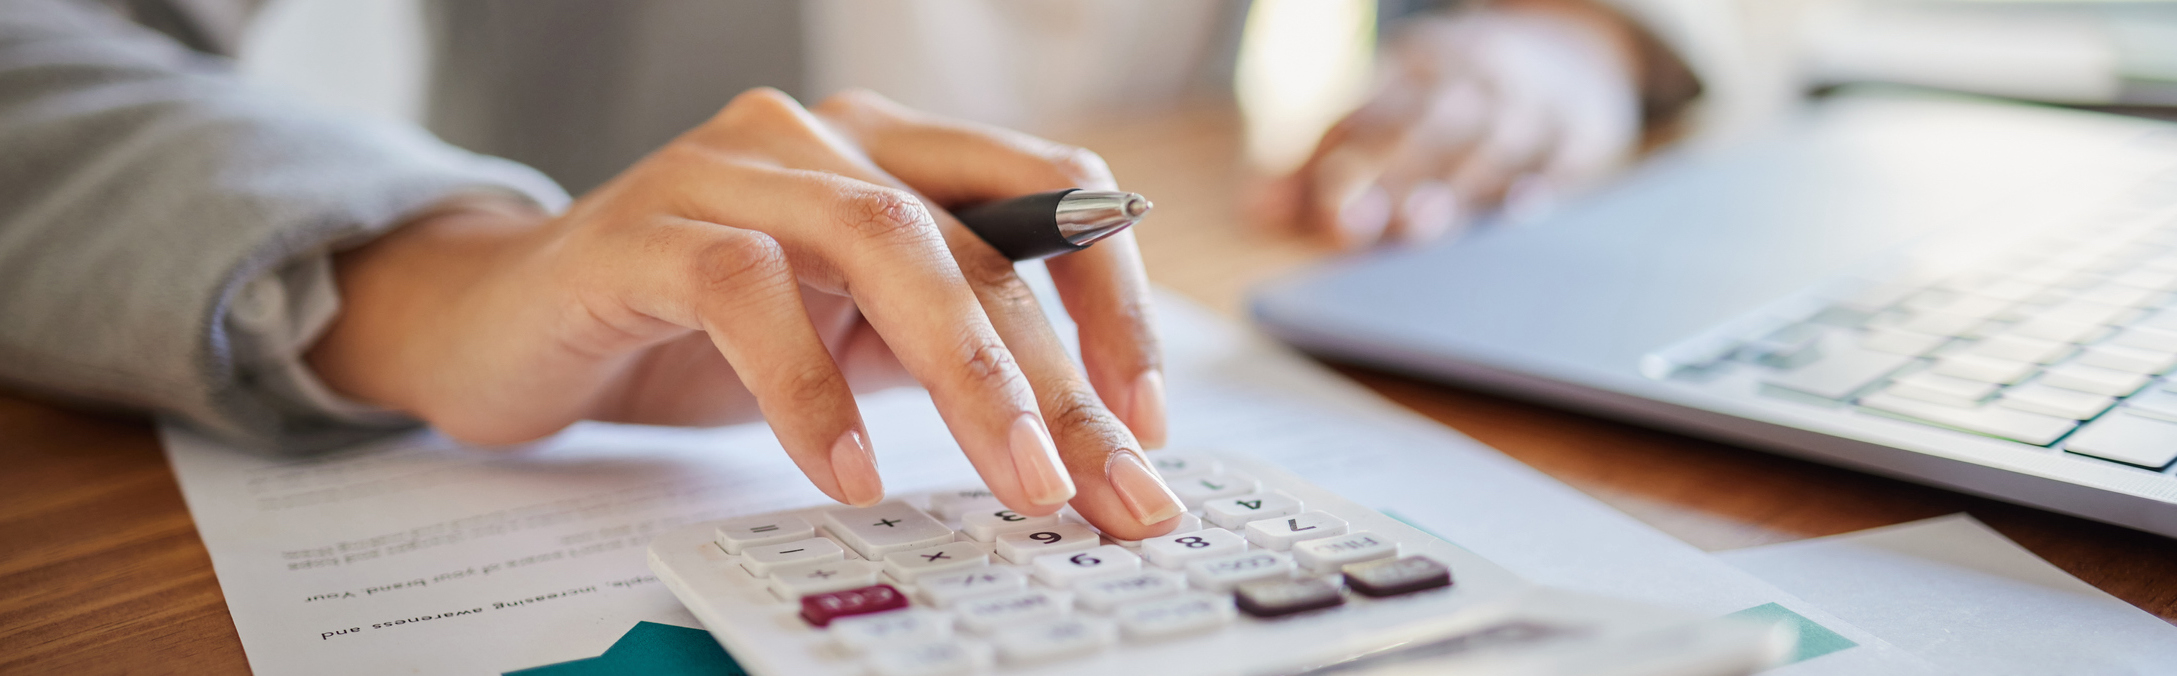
[1244,511,1349,551]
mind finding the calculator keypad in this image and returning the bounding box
[673,460,1464,676]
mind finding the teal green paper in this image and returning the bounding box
[1726,602,1858,665]
[506,621,746,676]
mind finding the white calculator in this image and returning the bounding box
[648,452,1792,676]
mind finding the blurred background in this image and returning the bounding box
[224,0,2177,313]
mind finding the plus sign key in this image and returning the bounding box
[882,541,988,581]
[769,560,883,600]
[823,502,954,559]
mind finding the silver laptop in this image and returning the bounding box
[1252,90,2177,538]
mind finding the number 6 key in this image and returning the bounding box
[995,523,1100,564]
[1032,545,1142,585]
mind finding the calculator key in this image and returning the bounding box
[864,640,987,676]
[771,560,884,599]
[829,608,953,652]
[1073,570,1186,612]
[1140,528,1247,569]
[1342,556,1454,598]
[926,488,1003,520]
[739,537,845,577]
[881,541,988,582]
[1108,513,1200,549]
[918,567,1028,607]
[1234,578,1343,618]
[1202,492,1305,529]
[1032,545,1142,586]
[994,522,1100,564]
[1244,511,1350,551]
[1171,472,1261,509]
[955,589,1073,634]
[797,582,906,627]
[713,514,815,554]
[824,503,956,559]
[1291,531,1399,574]
[992,617,1115,666]
[1148,451,1220,480]
[960,508,1061,542]
[1114,594,1233,641]
[1184,551,1294,591]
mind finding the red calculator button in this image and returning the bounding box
[800,583,908,627]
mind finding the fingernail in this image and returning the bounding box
[1337,183,1392,244]
[1107,452,1184,525]
[1009,414,1075,506]
[1125,371,1168,449]
[1400,181,1460,243]
[830,429,883,507]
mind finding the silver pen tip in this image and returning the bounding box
[1124,193,1151,218]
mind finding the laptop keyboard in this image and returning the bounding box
[1660,208,2177,472]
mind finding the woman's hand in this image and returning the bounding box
[1261,0,1652,248]
[307,89,1185,540]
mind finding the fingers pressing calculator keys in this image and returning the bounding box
[994,522,1099,564]
[714,515,816,554]
[880,541,987,582]
[960,508,1060,542]
[1244,511,1349,551]
[739,537,845,577]
[1172,471,1261,509]
[1292,531,1399,574]
[824,503,954,559]
[1140,527,1246,568]
[1031,544,1141,585]
[1109,512,1201,549]
[798,583,907,627]
[1202,492,1304,528]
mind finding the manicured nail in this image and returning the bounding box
[1009,414,1075,506]
[1400,181,1460,243]
[830,429,883,507]
[1337,183,1393,243]
[1125,370,1169,450]
[1107,452,1184,525]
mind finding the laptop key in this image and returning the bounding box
[1884,372,1998,407]
[1997,383,2116,421]
[1761,347,1912,400]
[1858,392,2079,446]
[1928,354,2038,385]
[2063,413,2177,469]
[2040,363,2153,397]
[2071,345,2177,375]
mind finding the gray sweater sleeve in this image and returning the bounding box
[0,0,569,452]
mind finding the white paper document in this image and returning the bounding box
[162,290,1924,674]
[1718,514,2177,675]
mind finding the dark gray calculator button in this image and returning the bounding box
[1342,556,1453,598]
[1233,578,1343,618]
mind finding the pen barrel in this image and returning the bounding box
[953,189,1150,261]
[953,189,1079,261]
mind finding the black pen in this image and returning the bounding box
[953,189,1152,261]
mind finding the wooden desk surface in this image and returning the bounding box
[3,106,2173,675]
